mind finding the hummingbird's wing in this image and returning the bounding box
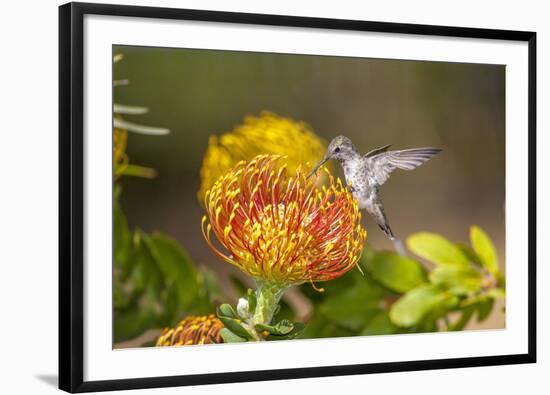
[364,144,392,158]
[369,147,441,186]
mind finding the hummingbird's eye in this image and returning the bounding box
[334,147,341,153]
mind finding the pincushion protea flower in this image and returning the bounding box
[198,111,330,202]
[202,154,366,287]
[156,314,224,346]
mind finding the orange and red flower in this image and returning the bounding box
[201,154,366,287]
[156,314,224,346]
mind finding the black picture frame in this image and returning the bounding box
[59,2,537,393]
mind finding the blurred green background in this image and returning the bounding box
[113,45,505,335]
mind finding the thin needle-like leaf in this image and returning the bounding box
[114,118,170,135]
[113,79,130,87]
[114,104,149,115]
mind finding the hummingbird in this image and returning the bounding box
[308,136,441,240]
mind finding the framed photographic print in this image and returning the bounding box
[59,2,536,392]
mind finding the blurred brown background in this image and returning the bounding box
[114,45,505,329]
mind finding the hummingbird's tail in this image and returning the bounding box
[371,203,407,256]
[378,222,395,240]
[364,199,406,255]
[371,201,395,240]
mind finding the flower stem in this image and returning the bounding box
[252,280,288,326]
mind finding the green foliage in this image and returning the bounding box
[470,225,499,274]
[298,261,403,339]
[118,164,157,179]
[366,250,427,293]
[256,320,294,336]
[216,303,255,340]
[389,284,449,327]
[113,195,220,343]
[302,226,504,338]
[429,266,482,296]
[215,290,305,343]
[359,311,399,336]
[388,226,504,330]
[316,273,386,331]
[218,303,239,319]
[219,328,247,343]
[263,322,305,341]
[476,297,495,322]
[408,233,470,268]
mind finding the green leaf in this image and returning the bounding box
[113,199,131,266]
[113,277,132,310]
[456,243,482,266]
[320,278,386,330]
[470,226,499,274]
[441,294,461,311]
[142,233,201,312]
[219,328,247,343]
[113,287,168,343]
[120,164,157,179]
[389,284,449,327]
[297,316,353,339]
[261,322,305,341]
[476,297,495,322]
[429,266,483,296]
[162,284,181,322]
[113,103,149,115]
[128,239,164,294]
[449,306,476,331]
[217,314,253,340]
[407,233,470,268]
[287,322,305,339]
[113,118,170,135]
[113,310,151,343]
[416,315,439,333]
[360,312,400,336]
[367,251,427,293]
[218,304,238,319]
[195,268,222,311]
[256,319,294,336]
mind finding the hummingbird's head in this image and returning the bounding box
[326,135,357,162]
[307,135,357,178]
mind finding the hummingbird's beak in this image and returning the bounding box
[307,156,329,179]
